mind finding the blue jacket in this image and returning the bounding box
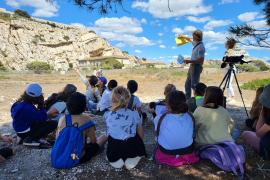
[11,101,48,133]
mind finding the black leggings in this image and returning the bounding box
[17,120,58,141]
[0,147,13,159]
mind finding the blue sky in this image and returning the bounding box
[0,0,269,63]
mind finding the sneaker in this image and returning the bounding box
[109,158,124,169]
[38,139,52,149]
[23,137,40,147]
[125,156,142,170]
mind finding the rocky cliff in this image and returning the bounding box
[0,9,137,71]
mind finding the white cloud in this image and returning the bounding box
[172,46,177,49]
[172,26,197,35]
[94,17,143,34]
[204,19,233,30]
[5,0,59,17]
[238,12,259,22]
[248,20,268,29]
[187,16,212,23]
[159,45,166,48]
[184,26,197,32]
[158,33,164,37]
[172,27,184,34]
[132,0,212,19]
[91,16,153,46]
[141,18,147,24]
[219,0,239,4]
[70,23,87,29]
[115,42,125,48]
[135,49,142,53]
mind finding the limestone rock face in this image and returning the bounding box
[0,10,137,71]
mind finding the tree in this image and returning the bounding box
[14,9,31,18]
[142,57,147,61]
[229,0,270,48]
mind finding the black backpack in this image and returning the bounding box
[44,93,61,110]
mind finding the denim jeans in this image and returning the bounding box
[185,64,203,99]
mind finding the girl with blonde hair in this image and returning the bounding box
[104,86,146,169]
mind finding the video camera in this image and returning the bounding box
[221,55,250,68]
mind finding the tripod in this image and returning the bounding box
[219,63,249,118]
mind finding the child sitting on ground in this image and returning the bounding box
[127,80,147,120]
[154,90,199,167]
[241,84,270,160]
[149,84,176,118]
[0,134,14,163]
[85,75,101,113]
[97,80,118,115]
[245,87,264,130]
[11,83,58,147]
[187,82,207,113]
[96,69,107,96]
[46,84,77,121]
[104,86,146,169]
[194,86,235,146]
[56,92,107,163]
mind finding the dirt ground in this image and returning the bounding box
[0,68,270,179]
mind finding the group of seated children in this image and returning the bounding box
[5,70,270,170]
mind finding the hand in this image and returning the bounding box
[184,60,191,64]
[1,135,13,144]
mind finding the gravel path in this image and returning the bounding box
[2,103,270,180]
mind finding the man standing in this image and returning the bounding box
[180,30,205,99]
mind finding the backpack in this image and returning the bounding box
[51,114,95,169]
[44,93,61,110]
[199,141,245,177]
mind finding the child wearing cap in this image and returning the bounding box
[11,83,58,147]
[56,92,107,163]
[104,86,146,169]
[96,69,108,96]
[241,84,270,160]
[96,80,118,115]
[187,82,207,113]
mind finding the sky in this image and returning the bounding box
[0,0,269,63]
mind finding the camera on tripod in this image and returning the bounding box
[221,55,248,68]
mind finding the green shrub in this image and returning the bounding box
[236,64,259,72]
[0,62,7,71]
[63,35,70,41]
[241,78,270,90]
[100,58,123,69]
[252,60,270,71]
[0,12,11,21]
[26,61,53,73]
[14,9,31,18]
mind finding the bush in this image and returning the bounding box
[100,58,123,69]
[0,62,7,71]
[241,78,270,90]
[236,64,259,72]
[63,35,70,41]
[252,60,270,71]
[26,61,53,73]
[14,9,31,18]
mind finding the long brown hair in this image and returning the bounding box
[203,86,224,109]
[166,90,188,114]
[250,87,264,119]
[17,92,43,105]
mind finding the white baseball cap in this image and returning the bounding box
[25,83,42,97]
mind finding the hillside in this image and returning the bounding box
[0,9,137,71]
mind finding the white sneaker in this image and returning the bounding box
[109,159,124,169]
[125,156,142,170]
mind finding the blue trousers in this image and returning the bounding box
[185,64,203,99]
